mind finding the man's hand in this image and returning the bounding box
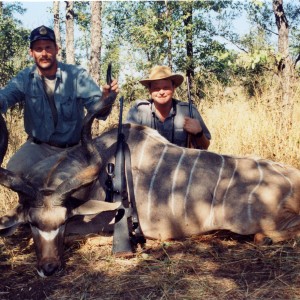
[183,117,202,135]
[102,79,119,99]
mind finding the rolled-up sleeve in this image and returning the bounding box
[0,70,26,113]
[77,69,102,110]
[75,68,113,120]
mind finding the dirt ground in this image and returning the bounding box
[1,227,300,300]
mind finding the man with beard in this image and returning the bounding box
[0,25,119,176]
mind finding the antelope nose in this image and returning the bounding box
[44,262,58,276]
[39,261,61,277]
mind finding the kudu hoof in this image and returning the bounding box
[254,233,273,245]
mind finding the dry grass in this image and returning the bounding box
[1,230,300,299]
[1,81,300,299]
[201,79,300,169]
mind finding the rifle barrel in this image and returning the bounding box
[186,76,194,118]
[106,62,112,86]
[118,96,124,136]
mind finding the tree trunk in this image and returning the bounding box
[0,2,3,17]
[53,1,62,61]
[272,0,293,129]
[89,1,102,84]
[65,1,75,64]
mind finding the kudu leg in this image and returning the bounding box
[255,214,300,244]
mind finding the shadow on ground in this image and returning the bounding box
[1,229,300,300]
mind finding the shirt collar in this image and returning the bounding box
[29,62,61,81]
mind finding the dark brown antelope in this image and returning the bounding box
[1,99,300,276]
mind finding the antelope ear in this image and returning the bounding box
[70,200,120,216]
[0,205,25,236]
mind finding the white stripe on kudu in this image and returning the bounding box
[222,158,238,219]
[184,151,202,221]
[247,160,263,222]
[134,135,150,197]
[171,148,186,216]
[209,154,225,226]
[269,161,293,208]
[147,145,169,220]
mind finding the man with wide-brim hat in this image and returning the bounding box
[126,65,211,149]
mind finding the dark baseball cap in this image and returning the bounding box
[30,25,56,47]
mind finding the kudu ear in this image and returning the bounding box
[0,205,25,236]
[70,200,120,217]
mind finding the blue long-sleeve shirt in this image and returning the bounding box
[0,62,104,146]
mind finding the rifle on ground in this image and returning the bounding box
[103,63,145,254]
[111,95,145,255]
[112,96,133,255]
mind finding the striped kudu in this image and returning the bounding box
[1,101,300,276]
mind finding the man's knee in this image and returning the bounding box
[6,141,45,176]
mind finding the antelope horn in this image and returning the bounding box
[0,113,36,199]
[81,92,117,164]
[53,94,117,205]
[0,113,8,165]
[53,164,101,205]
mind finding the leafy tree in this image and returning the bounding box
[73,1,91,65]
[0,2,30,87]
[240,0,298,127]
[105,1,242,85]
[272,0,293,127]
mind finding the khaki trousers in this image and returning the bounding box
[7,138,68,177]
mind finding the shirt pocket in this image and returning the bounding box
[60,97,78,121]
[174,128,186,147]
[27,95,45,116]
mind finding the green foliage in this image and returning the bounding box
[100,38,121,86]
[104,0,243,87]
[0,2,30,87]
[120,75,148,104]
[74,1,90,30]
[244,0,300,55]
[72,1,91,65]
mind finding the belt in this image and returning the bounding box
[31,137,78,149]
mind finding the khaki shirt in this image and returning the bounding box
[126,99,211,147]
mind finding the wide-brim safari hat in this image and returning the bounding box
[140,66,184,88]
